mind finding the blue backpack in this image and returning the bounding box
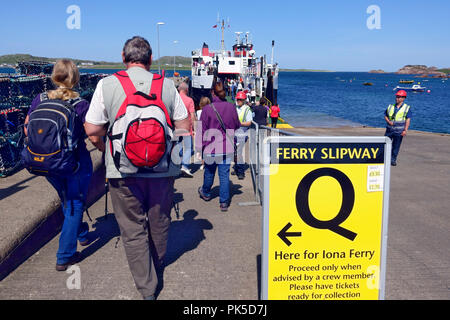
[22,93,84,176]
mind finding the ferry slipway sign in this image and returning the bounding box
[261,136,392,300]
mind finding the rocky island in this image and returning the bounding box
[396,65,448,78]
[369,69,386,73]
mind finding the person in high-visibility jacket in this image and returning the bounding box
[384,90,412,166]
[233,91,253,179]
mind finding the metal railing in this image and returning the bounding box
[245,122,299,206]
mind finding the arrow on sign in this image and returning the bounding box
[278,223,302,247]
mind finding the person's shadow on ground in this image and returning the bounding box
[164,210,213,267]
[208,181,243,204]
[80,213,121,260]
[155,210,213,297]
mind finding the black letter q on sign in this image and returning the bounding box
[295,168,357,241]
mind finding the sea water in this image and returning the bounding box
[2,68,449,134]
[277,72,450,134]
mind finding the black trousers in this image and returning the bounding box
[271,117,278,128]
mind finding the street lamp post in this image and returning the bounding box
[156,22,165,73]
[173,40,178,74]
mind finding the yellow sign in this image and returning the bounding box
[262,138,391,300]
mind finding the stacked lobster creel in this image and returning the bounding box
[0,105,26,177]
[0,63,108,177]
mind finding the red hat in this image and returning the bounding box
[236,91,247,100]
[396,90,407,97]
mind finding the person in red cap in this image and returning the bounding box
[384,90,412,166]
[233,91,253,179]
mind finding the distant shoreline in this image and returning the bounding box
[85,65,191,71]
[280,69,334,72]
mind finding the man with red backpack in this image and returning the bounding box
[84,36,189,300]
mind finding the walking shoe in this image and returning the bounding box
[79,239,91,247]
[198,187,212,202]
[237,173,245,180]
[391,161,397,166]
[181,167,194,178]
[220,203,229,212]
[144,295,156,300]
[55,252,81,272]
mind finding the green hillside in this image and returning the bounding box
[0,54,191,69]
[155,56,191,66]
[0,54,116,66]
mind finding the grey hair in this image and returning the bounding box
[123,36,153,66]
[178,82,189,93]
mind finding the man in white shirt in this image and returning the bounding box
[84,36,189,300]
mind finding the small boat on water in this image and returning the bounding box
[393,84,426,92]
[399,80,414,84]
[363,82,373,86]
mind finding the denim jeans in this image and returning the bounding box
[179,135,193,169]
[201,154,232,204]
[46,151,93,265]
[385,131,403,163]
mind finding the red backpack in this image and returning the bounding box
[108,71,174,174]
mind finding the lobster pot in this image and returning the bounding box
[0,133,24,177]
[77,74,105,103]
[0,110,25,135]
[17,61,53,75]
[44,76,55,91]
[78,74,89,92]
[0,112,8,133]
[0,139,15,176]
[6,111,19,128]
[13,78,45,97]
[0,80,11,102]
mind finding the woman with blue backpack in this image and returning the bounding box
[23,59,93,271]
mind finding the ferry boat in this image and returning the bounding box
[190,20,280,109]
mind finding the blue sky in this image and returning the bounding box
[1,0,449,71]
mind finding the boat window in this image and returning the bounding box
[229,61,235,65]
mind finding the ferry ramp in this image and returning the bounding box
[0,141,262,300]
[0,126,449,300]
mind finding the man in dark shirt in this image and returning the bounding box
[252,100,268,126]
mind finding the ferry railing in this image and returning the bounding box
[244,121,299,206]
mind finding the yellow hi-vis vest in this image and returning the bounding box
[386,103,410,134]
[237,104,251,123]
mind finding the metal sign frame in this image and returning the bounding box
[261,136,392,300]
